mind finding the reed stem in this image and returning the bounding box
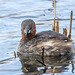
[53,0,56,31]
[63,28,67,36]
[68,11,73,40]
[55,21,59,32]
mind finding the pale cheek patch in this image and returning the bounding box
[24,29,26,33]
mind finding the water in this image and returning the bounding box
[0,0,75,75]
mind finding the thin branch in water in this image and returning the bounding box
[14,51,16,58]
[36,59,46,66]
[71,61,74,73]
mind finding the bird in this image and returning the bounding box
[17,19,74,56]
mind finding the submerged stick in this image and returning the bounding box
[14,51,16,58]
[68,11,73,40]
[53,0,56,31]
[36,59,46,66]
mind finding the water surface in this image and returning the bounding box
[0,0,75,75]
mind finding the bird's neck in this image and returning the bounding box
[22,33,35,40]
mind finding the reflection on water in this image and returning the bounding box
[18,54,74,75]
[0,0,75,75]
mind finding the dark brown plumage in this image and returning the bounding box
[18,19,74,56]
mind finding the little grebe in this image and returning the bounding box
[18,19,74,56]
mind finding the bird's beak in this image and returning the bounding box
[24,29,32,36]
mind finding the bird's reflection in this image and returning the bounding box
[18,52,74,75]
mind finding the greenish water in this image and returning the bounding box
[0,0,75,75]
